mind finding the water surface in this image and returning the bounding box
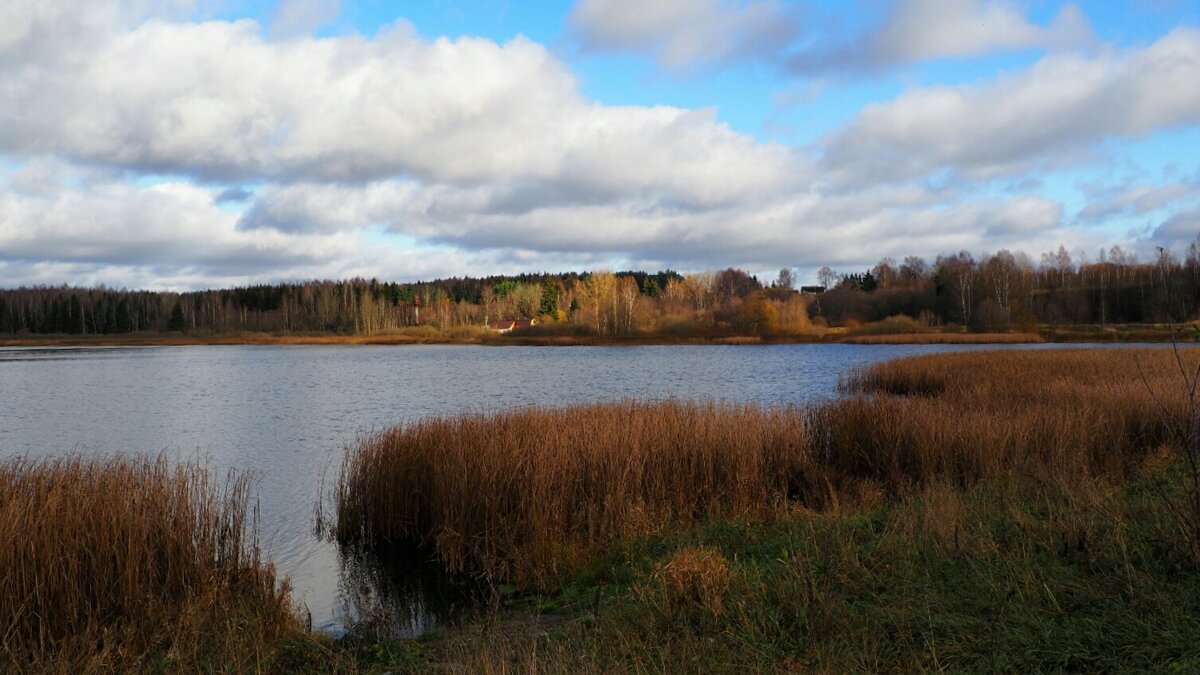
[0,342,1109,632]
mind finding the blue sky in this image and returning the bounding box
[0,0,1198,289]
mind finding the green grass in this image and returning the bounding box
[287,459,1200,673]
[316,347,1200,672]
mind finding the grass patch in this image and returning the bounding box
[350,466,1200,673]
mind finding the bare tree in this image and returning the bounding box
[817,266,838,291]
[775,267,796,292]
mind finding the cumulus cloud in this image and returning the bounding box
[1153,209,1200,248]
[975,196,1063,236]
[568,0,1092,74]
[569,0,799,70]
[215,186,254,204]
[270,0,340,38]
[822,28,1200,184]
[0,14,800,200]
[843,0,1093,69]
[0,0,198,66]
[0,1,1188,288]
[228,173,1082,274]
[0,168,342,276]
[880,0,1089,60]
[1079,179,1200,222]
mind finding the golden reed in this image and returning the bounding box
[336,348,1197,589]
[0,456,294,673]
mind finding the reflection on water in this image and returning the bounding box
[0,341,1130,634]
[0,346,147,362]
[336,540,488,638]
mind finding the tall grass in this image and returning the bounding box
[821,349,1186,489]
[0,455,296,673]
[841,332,1043,344]
[336,402,809,589]
[336,348,1199,590]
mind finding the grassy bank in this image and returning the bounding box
[4,323,1193,348]
[839,331,1043,344]
[352,466,1200,673]
[0,456,300,673]
[9,347,1200,671]
[327,347,1200,672]
[335,348,1192,588]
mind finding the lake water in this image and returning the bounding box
[0,342,1115,633]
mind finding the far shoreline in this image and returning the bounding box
[3,326,1193,348]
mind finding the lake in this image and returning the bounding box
[0,341,1116,633]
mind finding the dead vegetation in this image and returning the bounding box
[0,455,297,673]
[336,348,1200,590]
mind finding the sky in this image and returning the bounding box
[1,0,1198,290]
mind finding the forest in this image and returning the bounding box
[1,240,1198,337]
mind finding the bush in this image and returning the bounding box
[846,314,927,336]
[969,299,1010,333]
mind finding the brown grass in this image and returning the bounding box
[0,455,296,673]
[336,348,1197,590]
[336,401,808,589]
[646,547,733,619]
[840,332,1043,344]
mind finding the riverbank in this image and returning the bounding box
[305,467,1200,673]
[5,324,1192,348]
[313,347,1200,672]
[7,348,1200,671]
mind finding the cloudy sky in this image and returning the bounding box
[1,0,1198,289]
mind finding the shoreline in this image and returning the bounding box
[0,332,1034,348]
[3,328,1194,348]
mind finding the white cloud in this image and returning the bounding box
[569,0,799,70]
[568,0,1093,74]
[0,166,343,276]
[978,196,1064,238]
[1079,179,1200,222]
[869,0,1093,64]
[230,173,1087,274]
[0,15,800,200]
[0,1,1190,288]
[1153,209,1200,248]
[822,28,1200,183]
[271,0,340,38]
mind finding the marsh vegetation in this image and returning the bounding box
[0,456,296,673]
[335,349,1199,588]
[7,347,1200,671]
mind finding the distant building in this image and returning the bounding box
[800,286,826,295]
[488,318,538,333]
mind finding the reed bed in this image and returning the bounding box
[0,455,295,673]
[336,402,810,589]
[840,332,1043,344]
[336,348,1199,590]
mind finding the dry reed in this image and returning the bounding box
[336,401,809,589]
[0,455,295,673]
[840,332,1043,344]
[336,348,1199,590]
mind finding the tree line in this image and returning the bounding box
[1,238,1197,337]
[813,239,1200,331]
[0,269,807,337]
